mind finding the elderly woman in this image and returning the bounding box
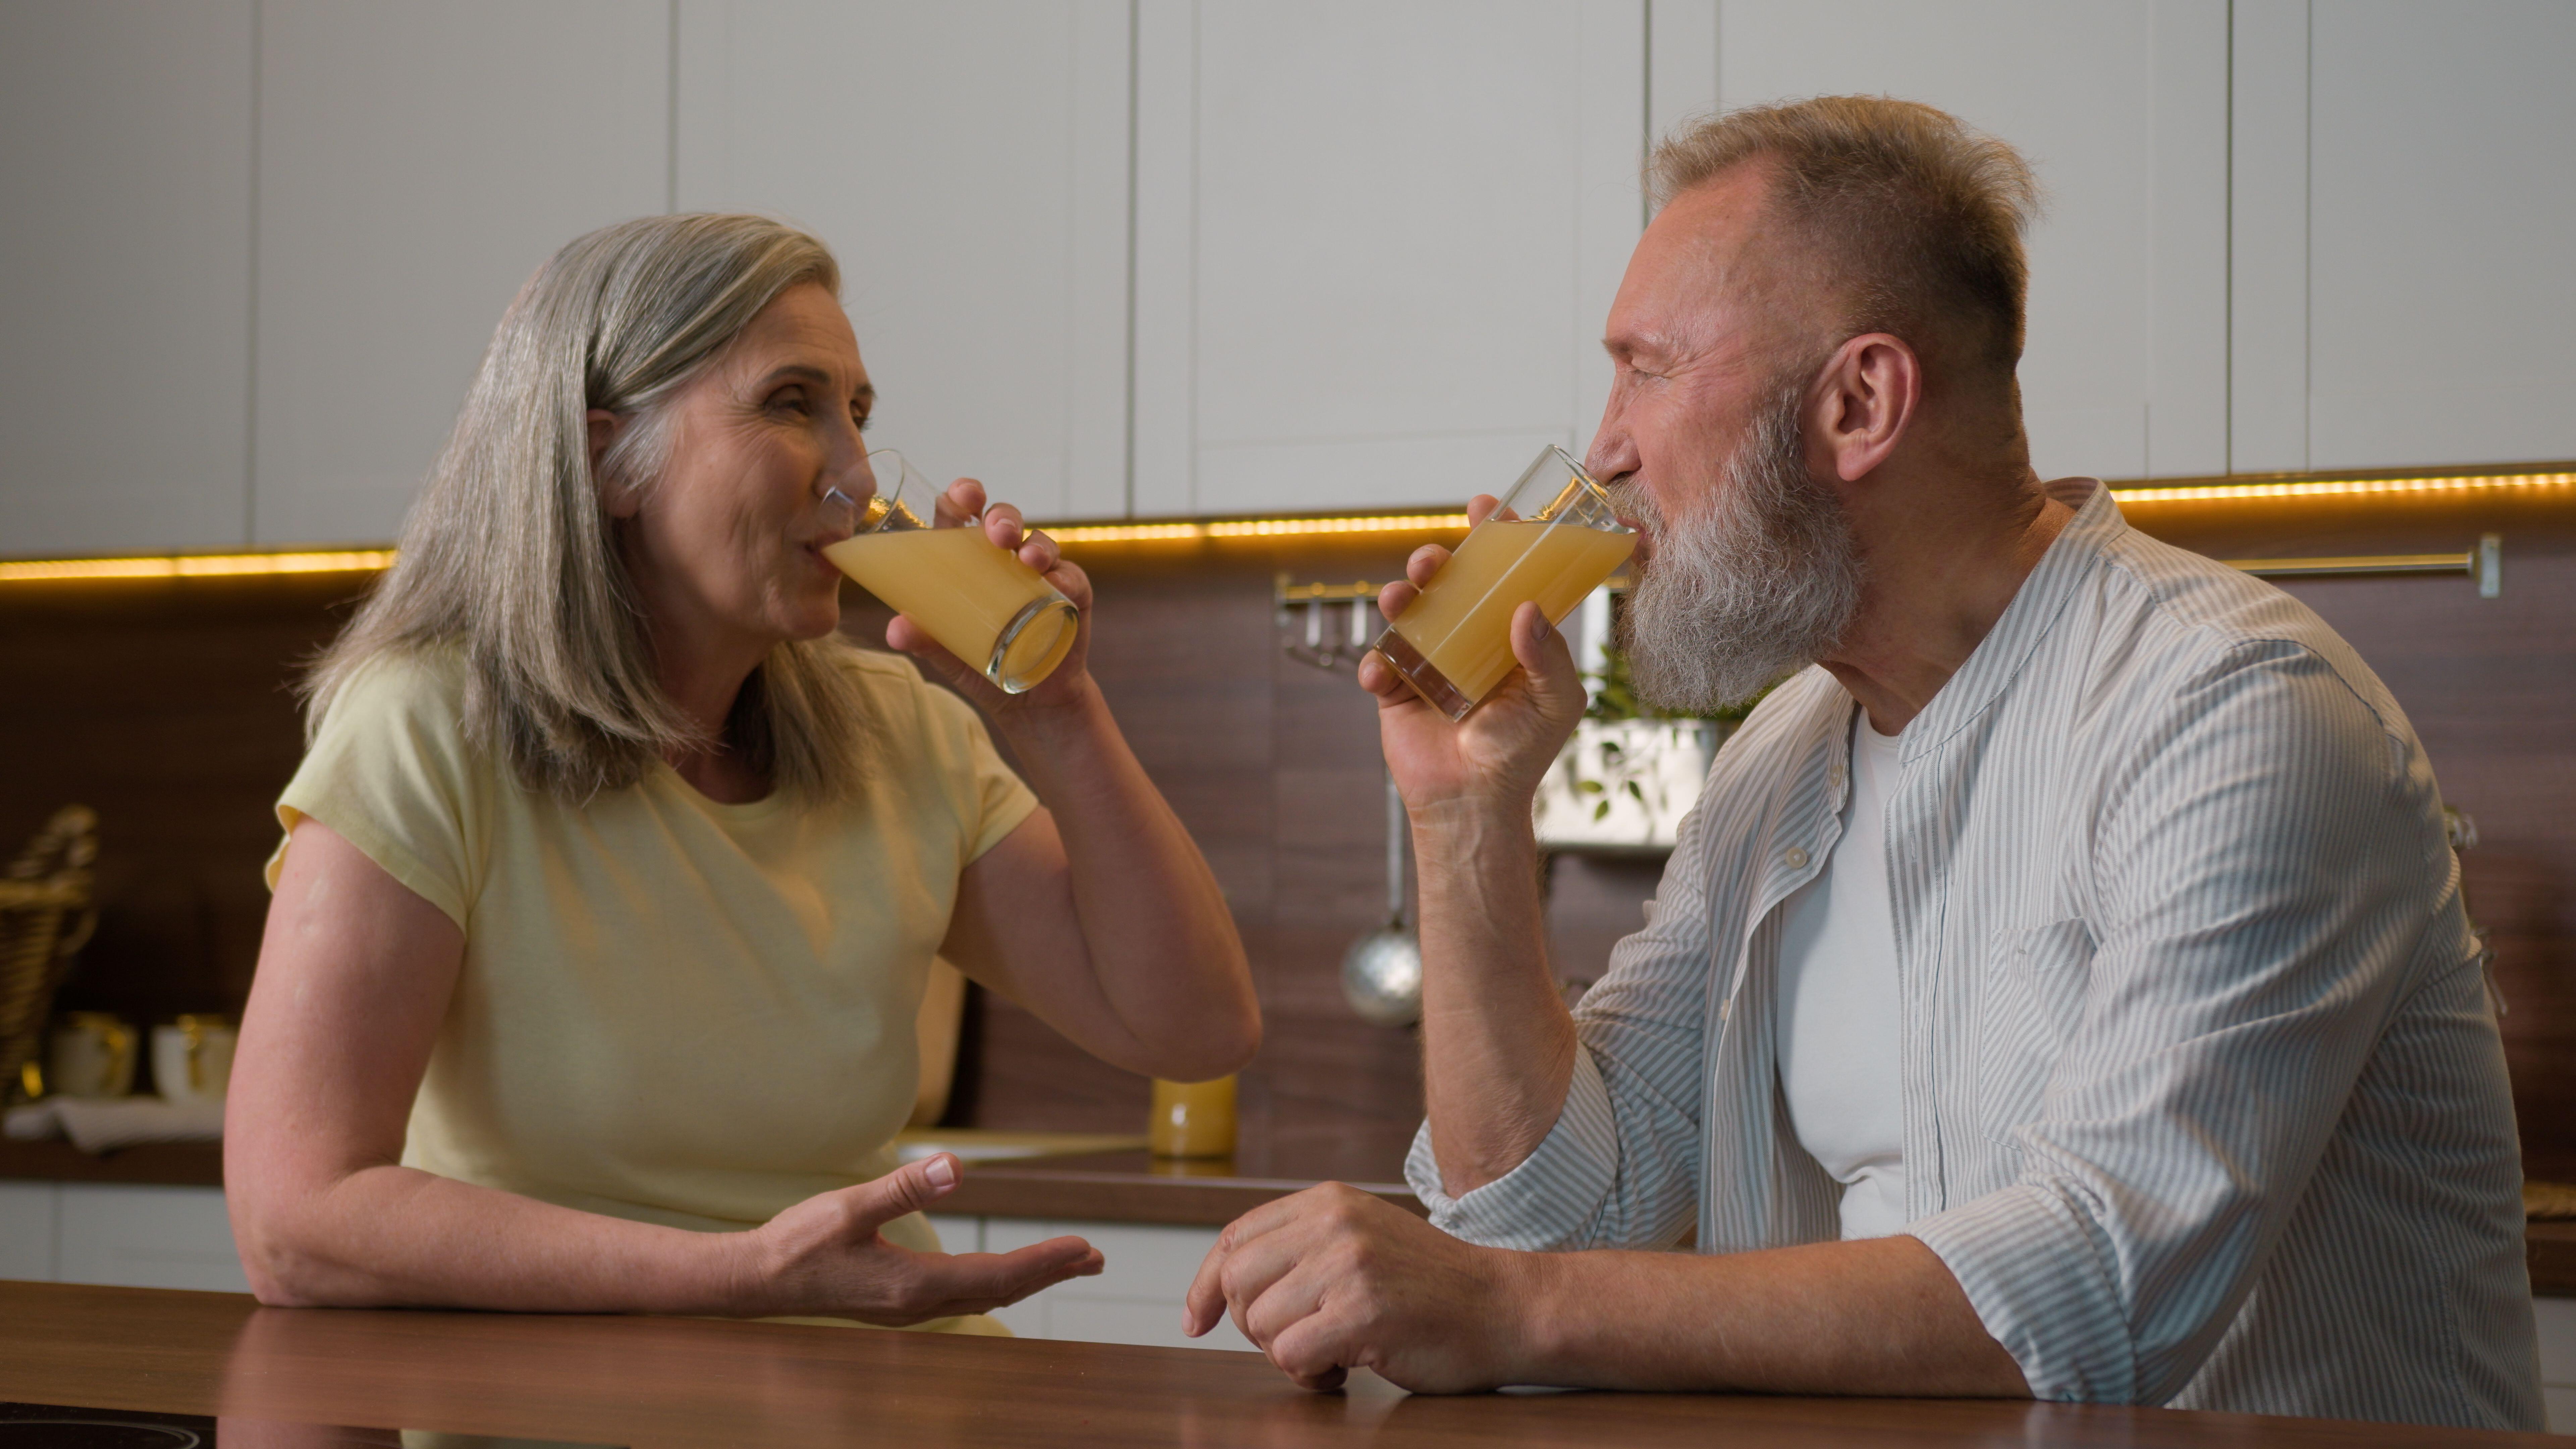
[225,214,1260,1331]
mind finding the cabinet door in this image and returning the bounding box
[984,1218,1253,1351]
[1715,1,2231,481]
[252,1,671,546]
[0,0,254,557]
[676,2,1132,522]
[0,1182,58,1282]
[1133,1,1646,518]
[2300,1,2576,471]
[55,1184,248,1294]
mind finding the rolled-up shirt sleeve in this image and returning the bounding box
[1908,639,2441,1404]
[1407,800,1726,1252]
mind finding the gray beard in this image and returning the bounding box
[1613,382,1864,712]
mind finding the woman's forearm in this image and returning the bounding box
[237,1162,749,1313]
[991,679,1259,1079]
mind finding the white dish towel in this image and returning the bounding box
[5,1097,224,1153]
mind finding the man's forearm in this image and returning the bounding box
[1506,1233,2031,1397]
[1412,798,1579,1197]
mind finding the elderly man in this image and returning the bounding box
[1183,97,2540,1430]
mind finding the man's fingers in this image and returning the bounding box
[1377,579,1422,623]
[1266,1309,1361,1393]
[1509,602,1584,714]
[1184,1198,1309,1336]
[1402,546,1449,588]
[1464,493,1502,528]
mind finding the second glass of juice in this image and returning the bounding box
[821,450,1080,693]
[1371,445,1637,720]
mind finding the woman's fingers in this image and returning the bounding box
[838,1153,963,1234]
[936,478,987,527]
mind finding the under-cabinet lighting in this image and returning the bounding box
[2,468,2565,582]
[1048,512,1472,544]
[0,548,396,583]
[2110,469,2574,504]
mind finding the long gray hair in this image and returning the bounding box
[305,213,876,804]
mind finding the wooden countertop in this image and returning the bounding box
[0,1280,2547,1447]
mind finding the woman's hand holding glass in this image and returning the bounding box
[735,1151,1102,1324]
[872,474,1095,713]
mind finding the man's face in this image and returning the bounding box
[1589,168,1863,711]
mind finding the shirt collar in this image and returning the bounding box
[1899,478,2124,759]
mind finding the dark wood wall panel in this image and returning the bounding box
[1,488,2569,1176]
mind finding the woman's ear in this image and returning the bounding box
[587,409,639,518]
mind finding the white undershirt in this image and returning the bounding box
[1773,711,1909,1239]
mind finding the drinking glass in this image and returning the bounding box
[822,450,1080,693]
[1370,445,1638,719]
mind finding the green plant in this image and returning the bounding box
[1582,639,1769,725]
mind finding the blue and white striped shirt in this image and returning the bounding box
[1408,479,2541,1430]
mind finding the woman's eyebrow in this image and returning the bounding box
[758,364,872,407]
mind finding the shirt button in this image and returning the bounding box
[1784,846,1811,870]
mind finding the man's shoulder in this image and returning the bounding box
[2075,522,2406,733]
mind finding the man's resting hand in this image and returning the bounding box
[1182,1182,1542,1392]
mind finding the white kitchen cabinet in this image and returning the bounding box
[1132,0,1647,519]
[54,1184,248,1294]
[2302,1,2576,472]
[251,1,672,547]
[0,1181,58,1282]
[2534,1297,2576,1433]
[0,0,256,557]
[1714,0,2232,482]
[675,1,1133,522]
[983,1217,1254,1352]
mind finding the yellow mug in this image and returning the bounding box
[1148,1076,1238,1160]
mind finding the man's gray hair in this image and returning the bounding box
[1652,95,2040,377]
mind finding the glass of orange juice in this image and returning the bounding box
[822,450,1080,694]
[1371,445,1637,719]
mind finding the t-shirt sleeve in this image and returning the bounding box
[907,675,1040,867]
[265,651,484,930]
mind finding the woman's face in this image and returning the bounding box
[604,281,874,655]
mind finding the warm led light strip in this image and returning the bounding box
[5,469,2564,581]
[1048,512,1471,544]
[2110,470,2574,503]
[0,548,396,583]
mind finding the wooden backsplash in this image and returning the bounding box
[1,486,2569,1174]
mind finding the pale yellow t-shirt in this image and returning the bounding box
[267,645,1036,1330]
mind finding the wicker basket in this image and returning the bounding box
[0,806,99,1102]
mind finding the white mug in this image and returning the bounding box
[152,1016,237,1107]
[47,1013,136,1099]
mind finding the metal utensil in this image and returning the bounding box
[1341,770,1423,1027]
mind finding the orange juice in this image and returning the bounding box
[1380,520,1636,717]
[823,527,1078,692]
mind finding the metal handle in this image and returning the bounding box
[1385,770,1408,928]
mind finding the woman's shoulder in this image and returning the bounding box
[315,641,475,737]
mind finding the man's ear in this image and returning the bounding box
[1812,332,1922,484]
[586,409,639,518]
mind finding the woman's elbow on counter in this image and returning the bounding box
[228,1192,358,1308]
